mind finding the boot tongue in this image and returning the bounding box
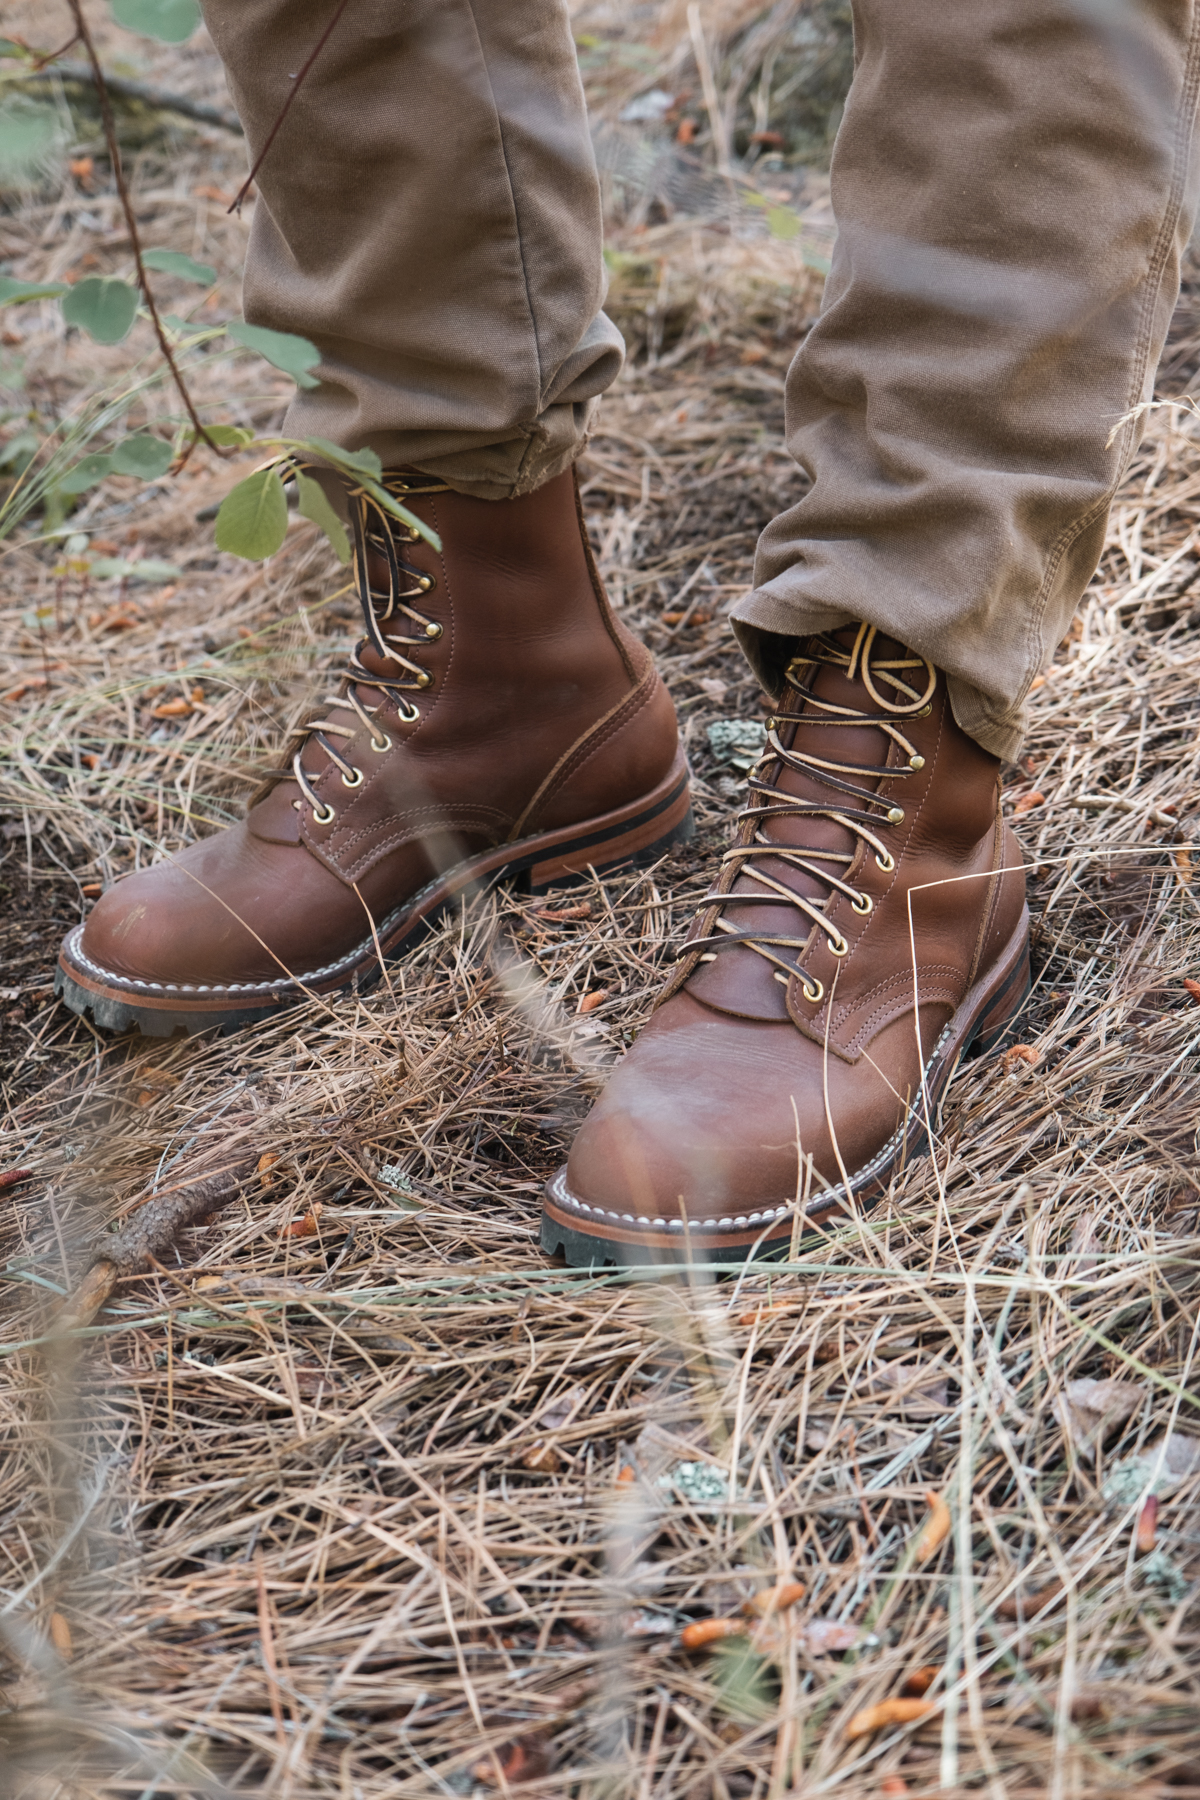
[685,630,896,1022]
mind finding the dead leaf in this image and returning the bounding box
[1158,1431,1200,1479]
[914,1489,951,1562]
[742,1581,805,1618]
[257,1151,281,1190]
[869,1362,949,1413]
[615,1464,636,1486]
[538,1386,587,1432]
[1003,1042,1039,1073]
[801,1618,861,1655]
[1136,1494,1158,1553]
[48,1612,72,1660]
[1013,790,1046,815]
[879,1781,910,1798]
[136,1066,179,1095]
[471,1733,551,1787]
[283,1203,323,1239]
[292,1365,334,1399]
[680,1617,747,1650]
[1069,1693,1110,1723]
[1173,848,1193,889]
[521,1440,561,1474]
[0,1169,33,1192]
[534,902,591,922]
[1066,1211,1101,1273]
[737,1299,799,1326]
[1057,1376,1145,1450]
[1184,978,1200,1003]
[996,1582,1062,1620]
[577,989,608,1014]
[900,1665,939,1697]
[845,1698,935,1740]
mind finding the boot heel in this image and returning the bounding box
[520,758,693,893]
[969,941,1032,1059]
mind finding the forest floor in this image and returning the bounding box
[2,7,1200,1798]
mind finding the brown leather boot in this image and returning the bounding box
[543,625,1029,1266]
[57,468,690,1035]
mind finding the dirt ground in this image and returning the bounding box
[2,7,1200,1798]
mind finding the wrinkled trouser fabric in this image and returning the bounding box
[200,0,1200,760]
[199,0,624,500]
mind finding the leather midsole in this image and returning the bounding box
[58,749,691,1012]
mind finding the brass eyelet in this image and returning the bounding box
[312,802,336,826]
[850,893,873,916]
[909,755,925,771]
[341,767,364,789]
[370,734,392,753]
[425,621,442,639]
[418,574,434,592]
[875,852,895,873]
[416,672,432,689]
[397,699,420,722]
[829,937,850,957]
[802,978,824,1004]
[886,806,905,824]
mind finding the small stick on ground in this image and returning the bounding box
[57,1156,258,1332]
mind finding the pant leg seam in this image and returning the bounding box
[461,1,547,425]
[1022,11,1200,699]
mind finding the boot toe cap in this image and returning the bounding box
[563,1015,812,1233]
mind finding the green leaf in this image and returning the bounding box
[61,277,139,344]
[110,0,201,43]
[58,453,113,495]
[0,429,38,473]
[301,437,382,478]
[294,470,349,564]
[0,39,30,59]
[193,423,255,448]
[226,320,321,389]
[110,434,174,479]
[141,248,216,286]
[766,206,800,242]
[0,277,68,305]
[214,467,288,560]
[360,477,441,554]
[0,107,60,179]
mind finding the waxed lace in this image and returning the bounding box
[682,623,937,1005]
[289,467,449,825]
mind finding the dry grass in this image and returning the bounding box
[2,10,1200,1799]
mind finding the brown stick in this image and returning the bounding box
[58,1158,257,1332]
[227,0,354,214]
[65,0,232,469]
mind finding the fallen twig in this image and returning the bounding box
[12,61,243,134]
[57,1155,258,1332]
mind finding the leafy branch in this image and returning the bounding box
[0,2,440,566]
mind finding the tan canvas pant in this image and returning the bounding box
[201,0,1200,761]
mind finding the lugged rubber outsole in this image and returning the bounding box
[540,905,1032,1270]
[55,752,693,1038]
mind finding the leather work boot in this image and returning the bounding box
[57,468,691,1035]
[543,625,1030,1266]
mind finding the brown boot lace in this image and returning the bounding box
[683,623,936,1005]
[287,468,450,825]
